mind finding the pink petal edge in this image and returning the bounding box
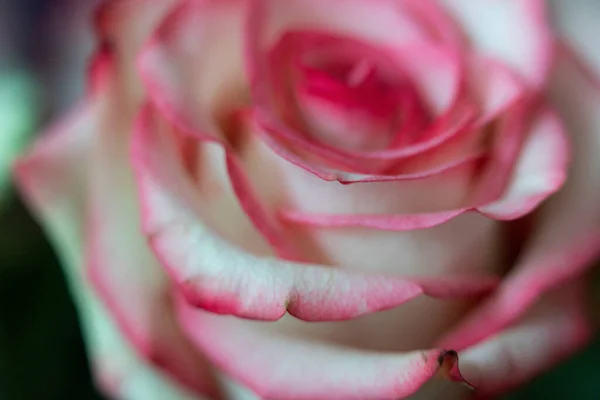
[175,294,472,400]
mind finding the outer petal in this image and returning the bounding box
[15,24,222,397]
[459,281,592,397]
[175,294,474,400]
[133,104,499,321]
[86,57,221,397]
[13,102,211,400]
[435,0,552,88]
[437,48,600,352]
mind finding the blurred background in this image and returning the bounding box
[0,1,598,399]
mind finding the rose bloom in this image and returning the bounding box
[14,0,600,399]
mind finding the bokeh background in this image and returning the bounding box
[0,1,598,399]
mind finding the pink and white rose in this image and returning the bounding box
[14,1,600,399]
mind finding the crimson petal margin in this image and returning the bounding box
[133,104,499,321]
[175,295,470,400]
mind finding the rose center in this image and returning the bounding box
[299,59,400,122]
[266,33,429,153]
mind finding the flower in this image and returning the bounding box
[14,1,600,399]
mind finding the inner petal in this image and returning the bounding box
[256,30,466,177]
[295,56,407,152]
[300,60,398,122]
[267,32,437,155]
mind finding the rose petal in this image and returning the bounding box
[13,101,213,400]
[176,295,472,400]
[133,104,499,321]
[476,107,569,219]
[458,281,591,396]
[87,64,221,397]
[467,57,525,125]
[435,0,552,88]
[467,99,534,207]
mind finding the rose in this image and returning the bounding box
[14,0,600,399]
